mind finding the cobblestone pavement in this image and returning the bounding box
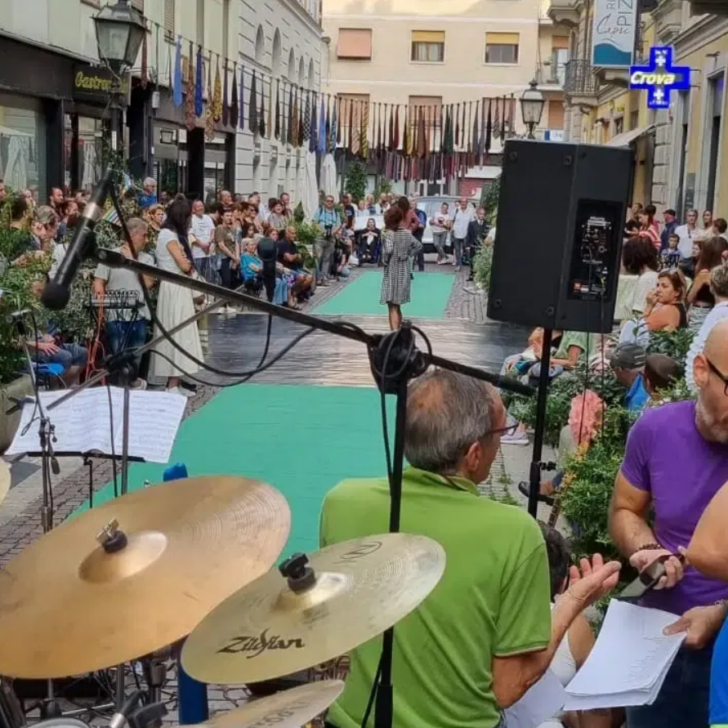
[0,264,548,723]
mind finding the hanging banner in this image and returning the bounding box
[591,0,638,68]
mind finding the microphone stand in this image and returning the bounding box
[44,200,534,728]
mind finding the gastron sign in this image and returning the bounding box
[629,47,690,109]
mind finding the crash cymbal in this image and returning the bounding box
[181,533,446,685]
[197,680,345,728]
[0,476,290,679]
[0,460,9,507]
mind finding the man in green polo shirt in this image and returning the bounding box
[320,369,620,728]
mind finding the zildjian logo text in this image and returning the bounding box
[217,629,305,659]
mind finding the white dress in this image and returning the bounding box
[150,230,203,380]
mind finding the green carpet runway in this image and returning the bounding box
[74,271,451,556]
[76,384,395,558]
[313,270,454,318]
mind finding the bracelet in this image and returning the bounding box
[632,543,662,555]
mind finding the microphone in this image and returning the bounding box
[8,308,33,320]
[42,168,112,310]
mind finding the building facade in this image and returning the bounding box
[551,0,728,219]
[323,0,571,196]
[0,0,323,201]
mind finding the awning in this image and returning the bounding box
[606,125,656,147]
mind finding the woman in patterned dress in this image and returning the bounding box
[380,205,422,331]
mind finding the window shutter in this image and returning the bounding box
[485,32,519,45]
[164,0,175,36]
[411,30,445,43]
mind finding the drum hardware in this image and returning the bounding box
[0,679,24,728]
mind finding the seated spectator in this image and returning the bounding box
[686,263,728,392]
[358,218,381,263]
[643,270,688,332]
[278,226,313,303]
[608,343,649,412]
[25,282,88,387]
[687,236,728,333]
[31,206,59,255]
[266,199,289,234]
[661,233,682,270]
[2,196,36,264]
[92,218,155,389]
[536,524,612,728]
[644,353,683,401]
[321,369,620,728]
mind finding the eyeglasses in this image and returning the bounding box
[705,356,728,396]
[482,422,519,439]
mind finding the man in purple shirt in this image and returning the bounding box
[609,320,728,728]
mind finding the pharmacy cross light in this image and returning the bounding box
[630,47,691,109]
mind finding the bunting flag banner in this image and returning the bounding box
[268,75,274,139]
[275,79,281,140]
[325,97,332,152]
[347,99,354,151]
[461,103,467,149]
[329,97,337,153]
[309,92,317,153]
[185,41,196,130]
[508,96,516,138]
[205,52,215,140]
[472,101,479,161]
[297,87,305,147]
[248,70,258,134]
[402,107,410,157]
[194,46,204,118]
[336,97,342,145]
[485,98,493,153]
[213,55,222,122]
[288,84,295,145]
[318,97,326,154]
[418,106,427,158]
[173,36,183,107]
[455,103,461,149]
[222,62,229,126]
[387,105,394,152]
[140,27,148,89]
[393,105,400,151]
[350,101,360,157]
[259,76,267,138]
[493,97,501,140]
[303,90,311,142]
[239,64,245,129]
[360,100,369,159]
[445,105,454,154]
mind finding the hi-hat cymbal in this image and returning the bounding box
[195,680,345,728]
[0,459,9,508]
[181,533,446,685]
[0,476,290,679]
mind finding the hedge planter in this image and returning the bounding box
[0,374,34,454]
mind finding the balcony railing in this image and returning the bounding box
[537,59,567,86]
[564,59,599,97]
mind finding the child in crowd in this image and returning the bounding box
[643,353,683,400]
[662,233,682,269]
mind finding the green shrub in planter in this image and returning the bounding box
[472,244,493,293]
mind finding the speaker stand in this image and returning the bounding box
[527,328,557,518]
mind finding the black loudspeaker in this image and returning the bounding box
[487,139,634,333]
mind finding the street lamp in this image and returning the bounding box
[520,79,546,140]
[93,0,146,150]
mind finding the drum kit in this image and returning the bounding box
[0,475,446,728]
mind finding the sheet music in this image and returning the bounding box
[505,669,567,728]
[7,387,186,463]
[562,600,685,710]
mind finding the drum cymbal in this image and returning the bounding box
[181,533,446,685]
[0,460,9,508]
[196,680,345,728]
[0,476,290,679]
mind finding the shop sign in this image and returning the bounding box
[591,0,638,68]
[73,65,130,102]
[629,47,690,109]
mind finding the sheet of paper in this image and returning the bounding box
[563,600,684,709]
[505,669,567,728]
[7,387,186,463]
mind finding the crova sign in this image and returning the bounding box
[73,65,130,102]
[629,47,690,109]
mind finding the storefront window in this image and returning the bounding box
[64,114,104,193]
[0,102,46,199]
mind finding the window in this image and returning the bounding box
[411,31,445,63]
[484,32,519,64]
[164,0,175,38]
[548,100,564,130]
[337,29,372,60]
[629,110,639,131]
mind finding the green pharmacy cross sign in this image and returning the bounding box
[630,47,690,109]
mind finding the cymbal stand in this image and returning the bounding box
[11,314,62,720]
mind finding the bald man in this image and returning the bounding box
[608,319,728,728]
